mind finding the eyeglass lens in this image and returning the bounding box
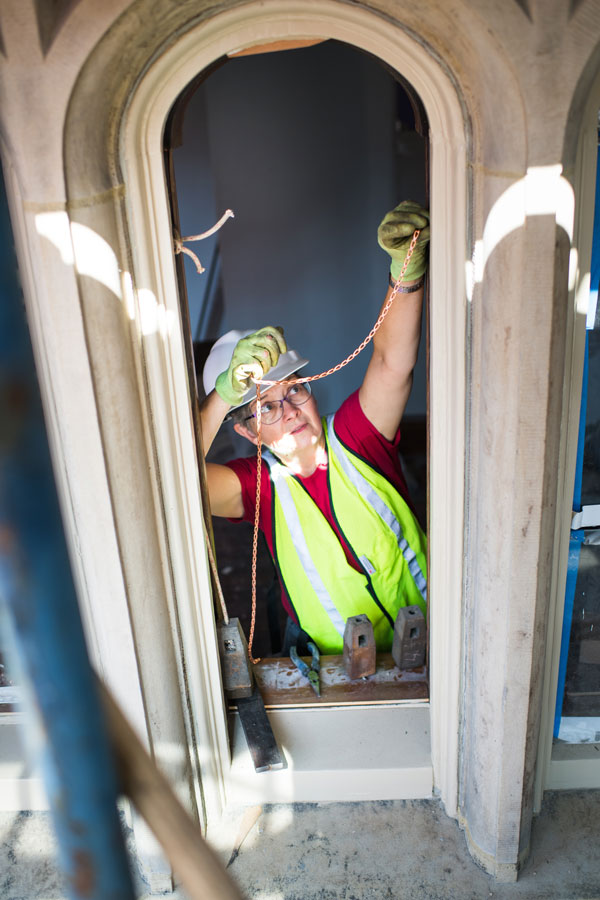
[250,383,311,425]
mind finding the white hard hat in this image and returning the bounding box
[202,329,309,412]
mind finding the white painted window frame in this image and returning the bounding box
[121,1,467,823]
[535,71,600,803]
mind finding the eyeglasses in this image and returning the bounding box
[244,382,312,426]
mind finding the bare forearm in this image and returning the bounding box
[359,278,424,439]
[198,389,231,455]
[372,279,424,378]
[197,393,245,518]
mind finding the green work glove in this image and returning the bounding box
[215,326,287,407]
[377,200,430,282]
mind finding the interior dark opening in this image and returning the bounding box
[167,39,428,658]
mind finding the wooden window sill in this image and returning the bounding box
[234,653,428,709]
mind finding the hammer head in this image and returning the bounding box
[218,618,254,698]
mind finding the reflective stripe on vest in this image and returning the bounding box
[263,449,347,639]
[326,414,427,603]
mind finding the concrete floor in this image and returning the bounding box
[1,792,600,900]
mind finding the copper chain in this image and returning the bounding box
[247,229,421,661]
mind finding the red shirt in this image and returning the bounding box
[225,390,411,622]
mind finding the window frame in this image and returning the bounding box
[121,1,467,825]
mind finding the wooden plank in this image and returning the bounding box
[243,654,428,709]
[228,40,325,58]
[99,682,244,900]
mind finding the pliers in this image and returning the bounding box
[290,642,321,696]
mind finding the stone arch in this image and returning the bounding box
[61,0,530,860]
[563,35,600,170]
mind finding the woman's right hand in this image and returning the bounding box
[215,326,287,406]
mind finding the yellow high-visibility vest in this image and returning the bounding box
[263,414,427,654]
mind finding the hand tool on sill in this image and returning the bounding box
[343,614,376,680]
[392,605,426,669]
[290,642,321,696]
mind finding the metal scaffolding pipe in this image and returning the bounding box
[0,174,135,900]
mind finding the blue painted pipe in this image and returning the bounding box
[0,177,135,898]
